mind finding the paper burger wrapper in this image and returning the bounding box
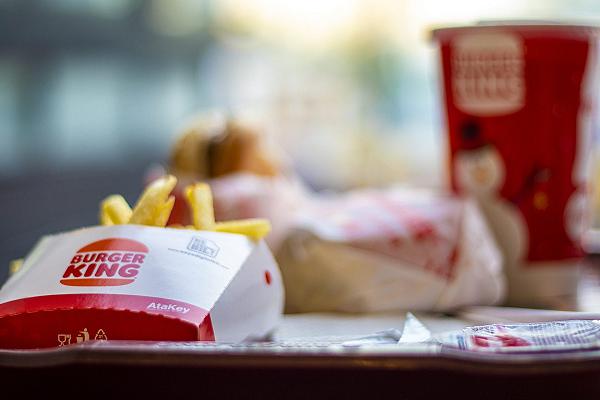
[277,188,505,313]
[0,225,284,349]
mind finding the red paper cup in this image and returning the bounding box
[433,22,600,307]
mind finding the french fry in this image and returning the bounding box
[100,211,113,226]
[185,183,215,230]
[154,196,175,227]
[130,175,177,226]
[100,195,132,226]
[96,175,271,241]
[9,258,24,276]
[215,219,271,241]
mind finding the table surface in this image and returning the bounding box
[2,260,600,362]
[1,268,600,399]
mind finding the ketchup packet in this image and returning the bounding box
[438,319,600,353]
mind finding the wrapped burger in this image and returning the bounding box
[277,187,505,313]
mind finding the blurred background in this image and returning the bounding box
[2,0,600,281]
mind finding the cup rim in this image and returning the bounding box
[431,20,600,41]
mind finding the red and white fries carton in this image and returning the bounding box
[0,225,284,349]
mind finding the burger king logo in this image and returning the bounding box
[61,238,148,287]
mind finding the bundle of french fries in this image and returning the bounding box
[100,174,271,238]
[9,175,270,276]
